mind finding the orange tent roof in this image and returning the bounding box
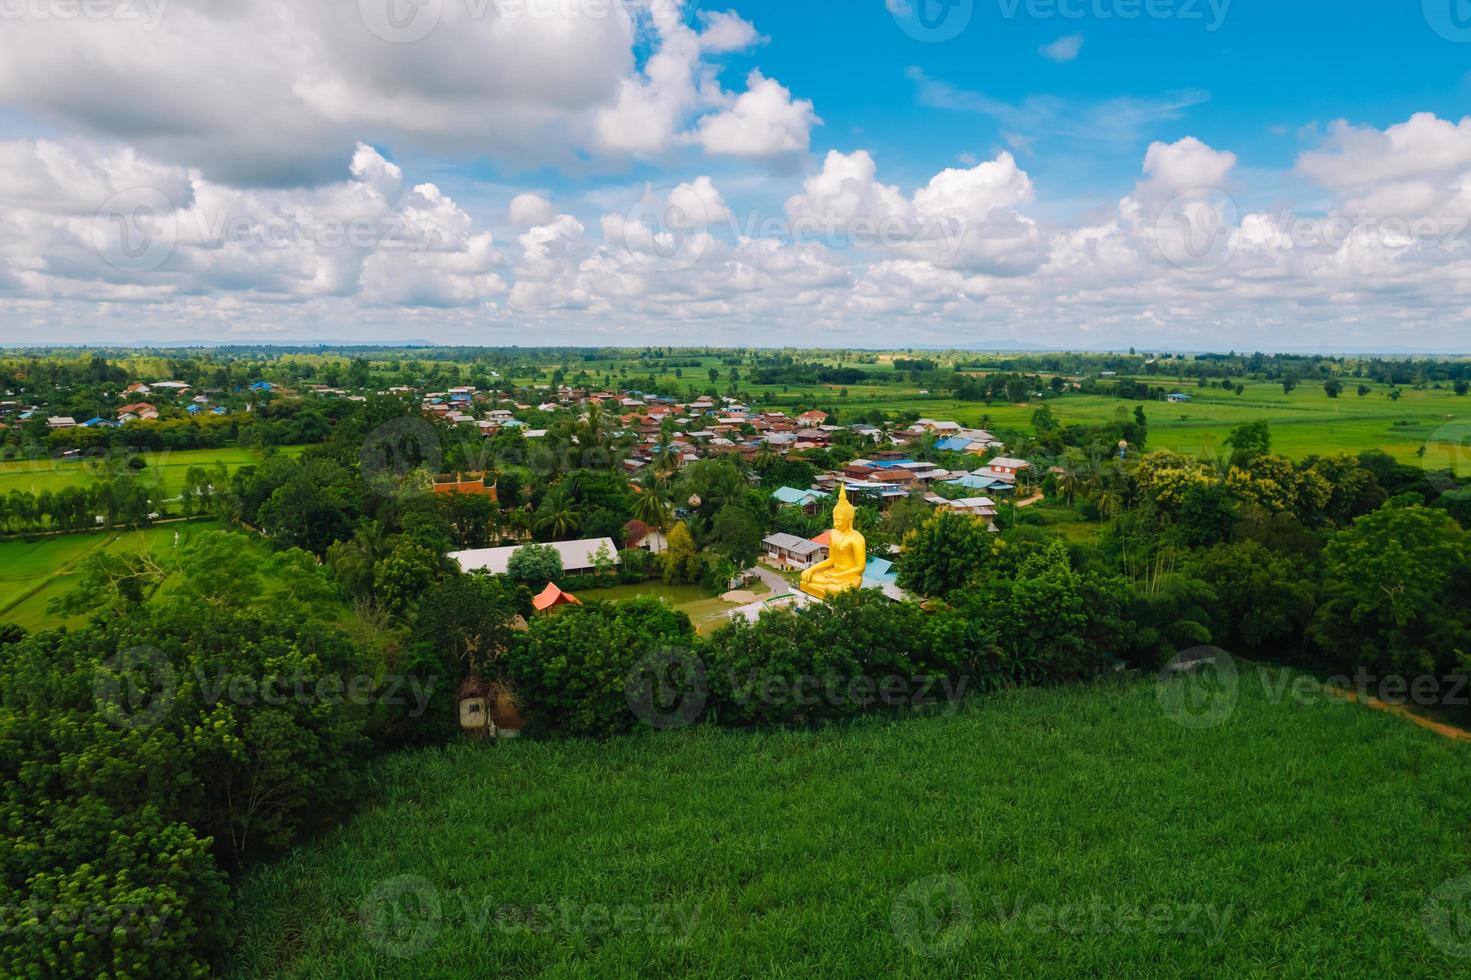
[532,582,582,612]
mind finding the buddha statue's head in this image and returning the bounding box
[832,483,856,531]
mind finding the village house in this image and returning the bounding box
[623,519,669,555]
[761,532,828,571]
[979,456,1032,485]
[771,486,831,515]
[117,402,160,421]
[449,538,621,577]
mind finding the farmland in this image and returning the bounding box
[228,671,1471,978]
[511,353,1471,473]
[0,444,309,497]
[0,520,226,631]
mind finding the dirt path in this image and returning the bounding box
[1325,686,1471,743]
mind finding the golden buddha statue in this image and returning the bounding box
[800,484,866,599]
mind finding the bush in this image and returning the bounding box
[506,543,563,585]
[502,597,698,738]
[703,589,962,727]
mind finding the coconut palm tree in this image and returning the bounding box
[1056,465,1081,506]
[534,483,581,540]
[752,443,778,476]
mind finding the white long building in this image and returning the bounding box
[450,537,621,576]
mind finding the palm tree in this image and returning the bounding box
[1096,482,1125,524]
[328,520,396,598]
[634,484,670,530]
[752,443,778,476]
[535,484,581,540]
[1056,466,1081,506]
[654,420,679,479]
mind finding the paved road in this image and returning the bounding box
[749,564,795,596]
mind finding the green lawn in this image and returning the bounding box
[229,670,1471,978]
[576,580,770,634]
[0,444,309,497]
[0,520,224,631]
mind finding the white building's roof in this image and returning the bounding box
[450,538,621,575]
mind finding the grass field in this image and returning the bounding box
[0,444,309,497]
[0,520,224,631]
[577,580,770,634]
[229,670,1471,978]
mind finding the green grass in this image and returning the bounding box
[0,520,224,631]
[229,670,1471,978]
[0,444,309,496]
[577,580,770,634]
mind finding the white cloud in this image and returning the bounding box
[694,71,820,158]
[509,193,557,227]
[1040,34,1084,63]
[697,10,764,53]
[0,1,809,185]
[8,117,1471,351]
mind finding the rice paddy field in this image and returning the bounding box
[0,444,309,497]
[0,520,225,631]
[227,669,1471,978]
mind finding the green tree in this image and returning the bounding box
[374,540,443,617]
[661,521,703,584]
[896,511,997,599]
[1223,420,1271,467]
[1312,506,1471,675]
[709,505,764,568]
[507,543,563,585]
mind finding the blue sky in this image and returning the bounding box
[422,0,1471,224]
[2,0,1471,350]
